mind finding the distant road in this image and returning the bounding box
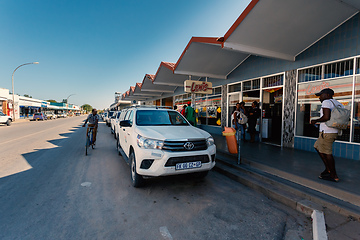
[0,117,311,240]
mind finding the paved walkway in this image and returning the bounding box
[213,133,360,207]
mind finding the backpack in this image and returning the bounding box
[325,100,350,130]
[232,110,248,125]
[238,111,248,124]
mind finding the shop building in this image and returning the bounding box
[0,87,81,118]
[121,0,360,160]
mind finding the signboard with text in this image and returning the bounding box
[184,80,212,94]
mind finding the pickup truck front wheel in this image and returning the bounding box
[6,119,11,126]
[129,151,144,188]
[116,138,121,156]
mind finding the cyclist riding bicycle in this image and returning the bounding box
[83,109,99,145]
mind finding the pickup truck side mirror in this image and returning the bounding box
[120,120,131,127]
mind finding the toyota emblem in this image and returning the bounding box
[184,142,194,150]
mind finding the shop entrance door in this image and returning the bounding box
[261,87,283,146]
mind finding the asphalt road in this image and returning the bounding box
[0,117,312,240]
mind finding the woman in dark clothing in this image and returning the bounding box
[248,101,260,142]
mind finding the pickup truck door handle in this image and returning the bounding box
[127,133,130,135]
[123,129,125,131]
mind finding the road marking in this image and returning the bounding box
[81,182,92,187]
[159,226,173,240]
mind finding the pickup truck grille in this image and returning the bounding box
[165,155,210,167]
[162,140,207,152]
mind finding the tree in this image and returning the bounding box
[81,104,93,112]
[46,99,58,103]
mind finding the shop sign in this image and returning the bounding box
[305,82,330,95]
[184,80,212,94]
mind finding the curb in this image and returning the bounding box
[213,161,331,239]
[215,151,360,221]
[312,210,328,240]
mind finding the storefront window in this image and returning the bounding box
[263,74,283,88]
[298,66,322,83]
[174,93,191,113]
[195,97,207,125]
[228,93,240,126]
[324,59,353,79]
[243,81,251,91]
[296,77,353,141]
[213,87,221,95]
[229,83,241,93]
[195,95,221,126]
[353,75,360,143]
[243,90,260,106]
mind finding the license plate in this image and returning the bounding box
[175,161,202,170]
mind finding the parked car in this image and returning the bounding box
[45,111,57,120]
[57,112,67,118]
[111,111,122,138]
[0,112,12,126]
[115,110,128,142]
[33,112,46,121]
[102,112,108,121]
[117,106,216,187]
[106,111,115,126]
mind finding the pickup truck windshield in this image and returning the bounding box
[136,110,189,126]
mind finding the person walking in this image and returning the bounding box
[248,101,260,143]
[185,101,196,126]
[231,102,247,141]
[181,104,187,116]
[311,88,343,182]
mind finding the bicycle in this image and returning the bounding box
[85,125,96,155]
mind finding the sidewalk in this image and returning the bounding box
[12,119,30,124]
[212,133,360,219]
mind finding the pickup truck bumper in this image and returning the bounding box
[136,145,216,177]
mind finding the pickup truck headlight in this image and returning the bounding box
[206,137,215,146]
[137,135,164,149]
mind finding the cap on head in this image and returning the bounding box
[187,101,191,105]
[315,88,334,96]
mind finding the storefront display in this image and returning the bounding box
[195,93,221,126]
[296,59,357,142]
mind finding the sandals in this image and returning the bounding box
[319,174,339,182]
[320,170,330,178]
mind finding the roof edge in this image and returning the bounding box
[173,37,222,72]
[223,0,259,42]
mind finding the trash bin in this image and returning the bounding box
[222,127,238,154]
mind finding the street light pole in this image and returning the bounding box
[66,94,75,115]
[11,62,39,121]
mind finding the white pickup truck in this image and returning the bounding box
[117,106,216,187]
[0,112,12,126]
[111,111,123,139]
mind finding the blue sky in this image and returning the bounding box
[0,0,250,109]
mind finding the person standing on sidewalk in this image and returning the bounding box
[185,101,196,126]
[311,88,343,182]
[232,102,247,141]
[181,104,187,116]
[248,101,260,143]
